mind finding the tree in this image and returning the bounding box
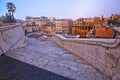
[6,2,16,20]
[4,13,13,23]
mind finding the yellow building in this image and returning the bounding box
[43,22,56,34]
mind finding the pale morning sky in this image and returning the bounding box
[0,0,120,20]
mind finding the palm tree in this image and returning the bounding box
[6,2,16,19]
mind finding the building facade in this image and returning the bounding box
[53,19,62,33]
[53,19,72,35]
[72,16,110,38]
[72,18,94,37]
[42,22,56,34]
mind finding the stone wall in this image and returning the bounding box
[0,23,27,55]
[51,34,120,80]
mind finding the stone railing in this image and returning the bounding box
[0,23,27,55]
[51,34,120,80]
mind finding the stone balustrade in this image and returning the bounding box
[0,23,120,80]
[51,34,120,80]
[0,23,27,55]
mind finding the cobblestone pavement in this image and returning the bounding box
[6,38,110,80]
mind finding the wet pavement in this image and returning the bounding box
[5,38,110,80]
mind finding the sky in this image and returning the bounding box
[0,0,120,20]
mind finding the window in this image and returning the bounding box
[82,27,84,30]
